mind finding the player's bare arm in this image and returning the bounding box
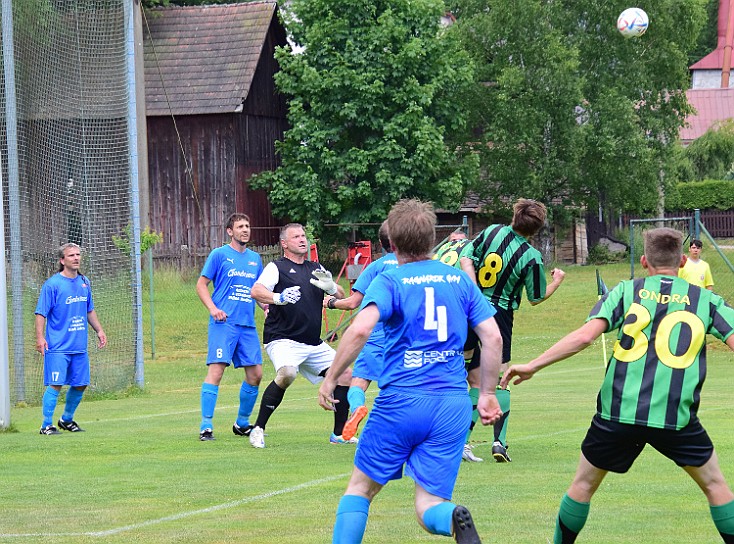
[34,314,47,354]
[473,317,503,426]
[196,275,227,321]
[529,268,566,306]
[318,304,378,411]
[324,291,364,310]
[250,281,274,304]
[501,318,607,388]
[87,310,107,349]
[459,257,478,285]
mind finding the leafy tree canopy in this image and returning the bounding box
[678,119,734,181]
[449,0,706,217]
[250,0,476,237]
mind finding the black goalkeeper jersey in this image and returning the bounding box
[262,258,326,346]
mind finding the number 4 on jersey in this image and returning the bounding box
[424,287,447,341]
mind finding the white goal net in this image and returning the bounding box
[0,0,139,405]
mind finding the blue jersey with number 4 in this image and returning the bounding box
[363,259,495,392]
[35,273,95,353]
[200,245,263,327]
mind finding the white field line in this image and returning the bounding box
[0,473,351,538]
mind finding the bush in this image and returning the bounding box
[112,225,164,256]
[666,179,734,211]
[587,243,625,265]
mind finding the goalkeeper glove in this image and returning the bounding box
[310,268,337,295]
[273,286,301,305]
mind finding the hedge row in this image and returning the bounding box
[666,179,734,211]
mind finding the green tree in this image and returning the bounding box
[450,0,585,214]
[678,119,734,181]
[250,0,475,235]
[450,0,706,216]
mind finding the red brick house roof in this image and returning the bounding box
[143,2,279,116]
[680,88,734,144]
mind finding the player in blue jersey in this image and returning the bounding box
[35,243,107,435]
[196,213,266,441]
[319,199,504,544]
[324,220,398,440]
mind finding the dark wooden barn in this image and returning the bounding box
[143,1,288,258]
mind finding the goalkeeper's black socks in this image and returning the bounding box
[254,380,286,429]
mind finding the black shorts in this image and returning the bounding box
[466,306,513,371]
[581,414,714,473]
[464,327,480,372]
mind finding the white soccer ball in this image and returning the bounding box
[617,8,649,38]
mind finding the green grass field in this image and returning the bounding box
[2,262,734,543]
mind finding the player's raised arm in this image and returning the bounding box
[500,318,607,388]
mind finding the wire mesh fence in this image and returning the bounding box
[1,0,137,404]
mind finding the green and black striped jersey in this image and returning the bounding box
[433,238,471,269]
[459,225,546,311]
[589,275,734,430]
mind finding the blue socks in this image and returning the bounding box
[333,494,370,543]
[347,386,366,412]
[423,501,455,536]
[236,382,259,428]
[61,388,84,422]
[42,386,60,427]
[200,383,219,432]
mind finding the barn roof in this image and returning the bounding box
[680,88,734,144]
[144,2,279,116]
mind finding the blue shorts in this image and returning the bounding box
[207,322,262,368]
[352,337,384,381]
[44,352,90,387]
[354,388,470,500]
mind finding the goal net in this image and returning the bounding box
[0,0,138,404]
[628,216,694,279]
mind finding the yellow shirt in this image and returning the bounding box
[679,258,714,289]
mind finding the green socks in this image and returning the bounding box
[554,493,589,544]
[465,387,480,443]
[711,499,734,543]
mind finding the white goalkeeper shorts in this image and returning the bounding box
[265,339,335,384]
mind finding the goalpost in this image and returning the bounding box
[628,210,734,302]
[0,0,144,426]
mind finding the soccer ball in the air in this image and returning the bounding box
[617,8,649,38]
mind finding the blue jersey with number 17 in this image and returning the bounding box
[35,273,94,354]
[363,259,495,392]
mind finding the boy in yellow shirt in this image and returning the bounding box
[679,239,714,290]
